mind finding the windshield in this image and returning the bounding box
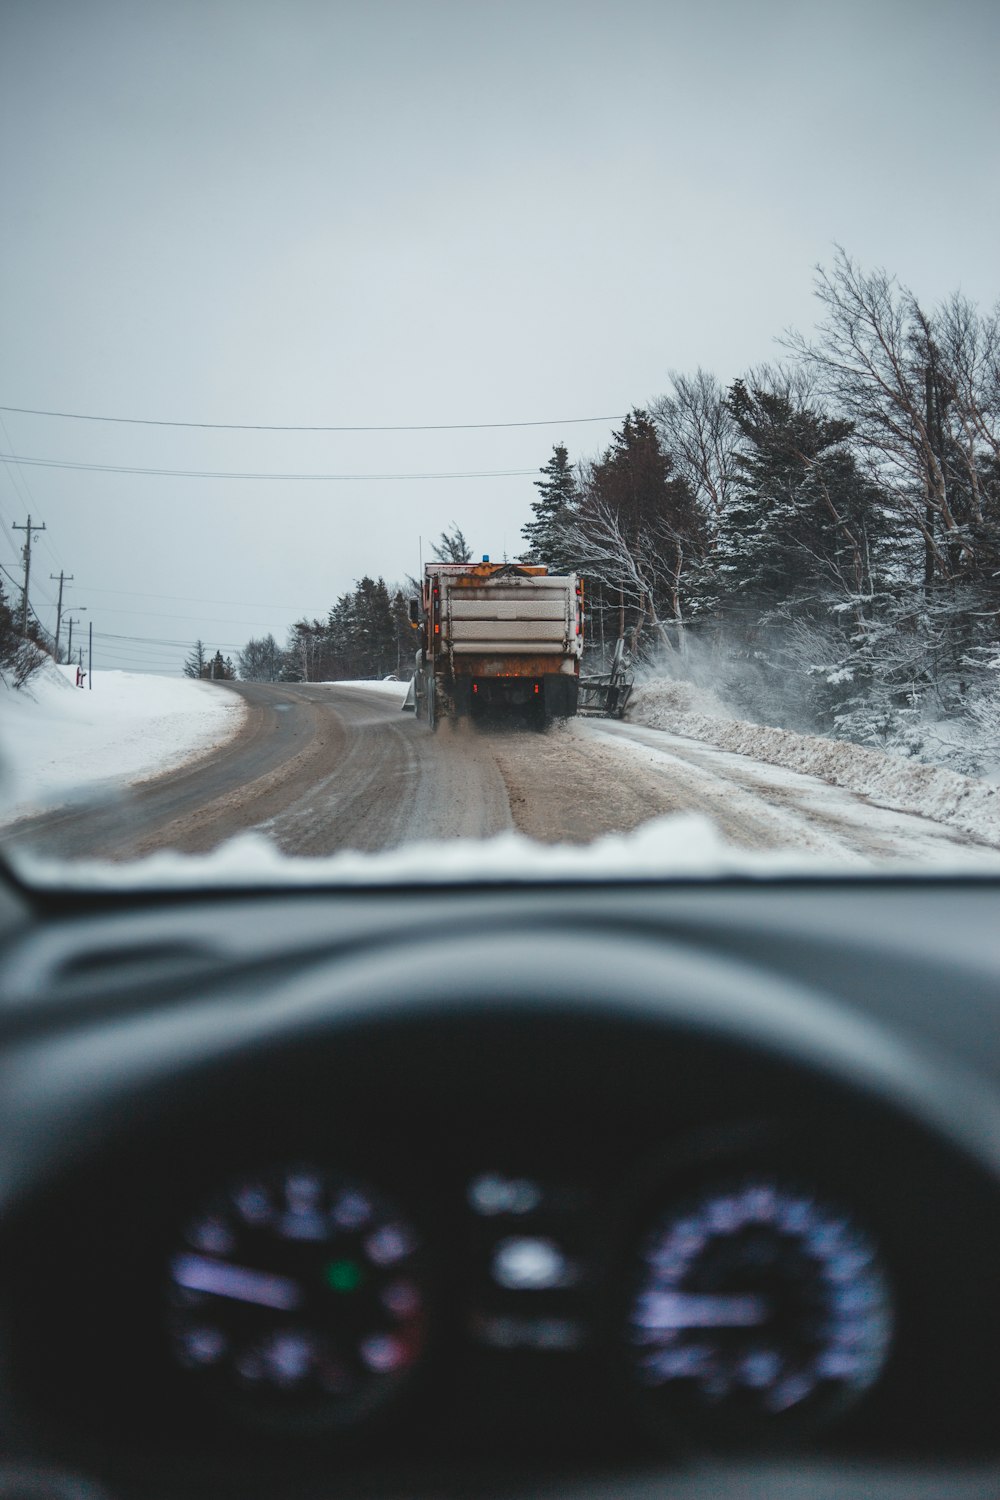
[2,1,999,886]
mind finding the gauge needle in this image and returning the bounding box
[172,1252,303,1311]
[636,1291,769,1330]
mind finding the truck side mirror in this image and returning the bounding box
[408,597,420,626]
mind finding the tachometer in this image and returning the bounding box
[626,1176,892,1444]
[166,1165,428,1430]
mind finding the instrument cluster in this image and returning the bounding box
[161,1144,897,1451]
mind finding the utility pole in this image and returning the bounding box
[12,515,46,637]
[66,609,86,660]
[88,618,93,689]
[49,571,74,660]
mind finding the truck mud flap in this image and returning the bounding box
[542,675,579,718]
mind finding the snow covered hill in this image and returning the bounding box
[0,664,245,825]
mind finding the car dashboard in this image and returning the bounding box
[0,874,999,1500]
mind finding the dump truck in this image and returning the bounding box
[407,559,583,728]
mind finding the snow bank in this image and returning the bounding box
[323,678,411,701]
[0,663,246,824]
[629,678,1000,847]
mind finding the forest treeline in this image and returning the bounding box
[235,578,415,685]
[239,252,1000,772]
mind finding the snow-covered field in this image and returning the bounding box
[0,663,245,825]
[627,678,1000,848]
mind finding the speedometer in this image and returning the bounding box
[166,1165,428,1430]
[626,1176,893,1444]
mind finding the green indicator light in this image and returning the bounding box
[326,1259,363,1293]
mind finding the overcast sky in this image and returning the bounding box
[2,0,998,675]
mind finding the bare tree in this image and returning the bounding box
[557,498,690,657]
[650,369,741,521]
[934,292,1000,531]
[237,633,283,681]
[782,248,982,588]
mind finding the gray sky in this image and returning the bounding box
[2,0,998,674]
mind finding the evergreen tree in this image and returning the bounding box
[0,574,25,680]
[322,577,398,678]
[521,444,579,569]
[390,587,415,675]
[0,575,16,658]
[584,411,702,547]
[715,380,880,603]
[431,525,472,563]
[352,576,395,677]
[206,649,234,681]
[183,640,206,679]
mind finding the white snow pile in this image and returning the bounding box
[0,662,245,825]
[322,678,411,701]
[15,812,843,892]
[628,678,1000,846]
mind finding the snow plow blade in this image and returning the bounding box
[577,674,633,719]
[578,641,633,719]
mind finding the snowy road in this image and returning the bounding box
[6,682,998,866]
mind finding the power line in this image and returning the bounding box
[0,412,39,518]
[0,413,70,589]
[93,606,284,626]
[96,631,207,646]
[79,585,318,609]
[0,508,19,559]
[0,404,624,433]
[96,631,250,649]
[39,530,69,572]
[92,650,185,665]
[93,636,191,651]
[0,489,33,566]
[33,577,57,609]
[0,454,535,481]
[88,636,171,651]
